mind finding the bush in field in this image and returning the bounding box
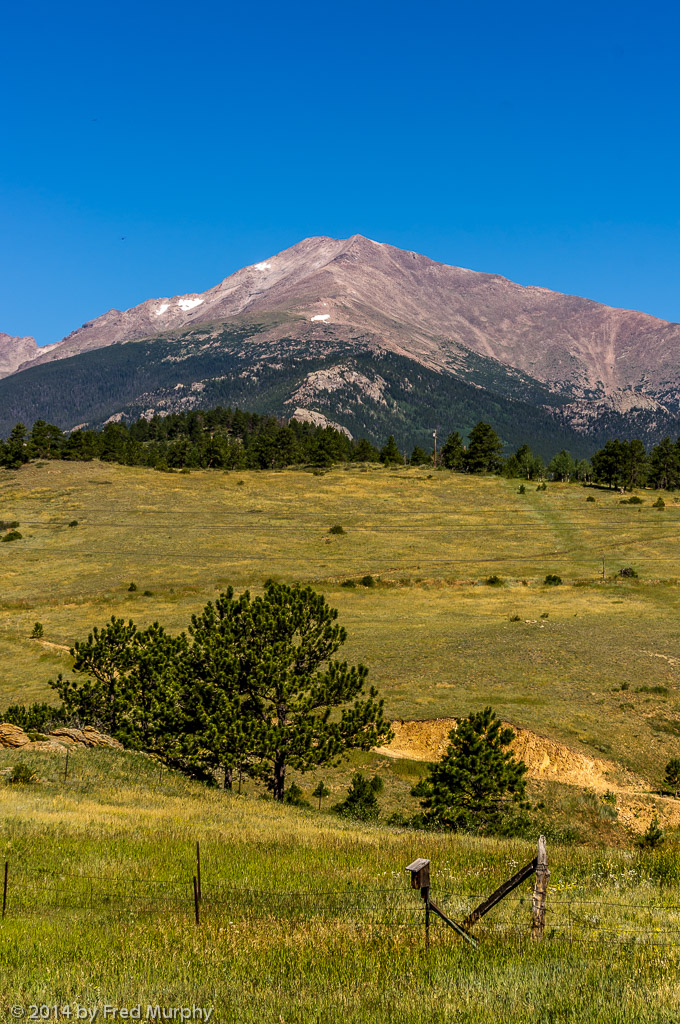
[664,758,680,797]
[1,530,22,542]
[333,772,383,821]
[284,782,310,807]
[636,816,665,850]
[328,524,345,534]
[8,762,38,785]
[486,575,503,586]
[544,574,562,586]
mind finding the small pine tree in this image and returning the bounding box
[409,446,431,467]
[637,815,665,850]
[412,707,527,833]
[312,780,330,810]
[333,772,383,821]
[665,758,680,797]
[440,431,466,471]
[30,622,44,639]
[379,435,402,467]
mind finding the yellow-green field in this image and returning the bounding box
[3,460,680,1022]
[1,746,680,1024]
[2,460,680,782]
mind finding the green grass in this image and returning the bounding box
[1,747,680,1022]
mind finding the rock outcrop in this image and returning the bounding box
[0,723,122,751]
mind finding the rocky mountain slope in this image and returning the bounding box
[0,333,41,378]
[3,235,680,449]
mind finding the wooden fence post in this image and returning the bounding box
[531,835,549,940]
[2,860,8,919]
[196,841,201,903]
[193,876,200,926]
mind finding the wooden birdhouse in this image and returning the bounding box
[405,857,430,891]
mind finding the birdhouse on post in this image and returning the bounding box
[405,857,430,897]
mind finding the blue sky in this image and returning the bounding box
[2,0,679,346]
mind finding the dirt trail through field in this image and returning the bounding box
[376,718,680,832]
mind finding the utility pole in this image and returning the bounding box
[601,555,606,581]
[432,429,437,468]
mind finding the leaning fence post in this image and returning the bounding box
[531,835,549,940]
[2,860,8,919]
[196,842,202,903]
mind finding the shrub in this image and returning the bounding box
[486,575,503,586]
[636,685,668,695]
[340,580,356,588]
[540,612,549,618]
[68,520,79,527]
[621,496,644,505]
[1,530,22,542]
[509,614,521,622]
[586,495,596,502]
[8,762,38,785]
[544,574,562,586]
[618,567,638,578]
[328,524,345,535]
[0,520,19,530]
[536,482,547,491]
[283,782,310,807]
[359,575,376,587]
[518,484,526,494]
[143,590,154,597]
[636,815,665,850]
[128,582,137,592]
[30,622,44,639]
[237,480,245,486]
[2,701,67,730]
[601,790,617,805]
[653,497,666,509]
[664,758,680,796]
[332,773,382,821]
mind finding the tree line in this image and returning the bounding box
[2,408,680,488]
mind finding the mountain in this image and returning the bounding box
[0,333,40,378]
[3,234,680,452]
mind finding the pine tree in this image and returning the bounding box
[463,423,504,474]
[379,435,403,466]
[440,431,466,471]
[665,758,680,797]
[409,445,431,466]
[312,780,331,809]
[186,582,392,800]
[332,772,383,821]
[412,707,527,832]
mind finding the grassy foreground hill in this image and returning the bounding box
[3,460,680,1020]
[1,745,680,1023]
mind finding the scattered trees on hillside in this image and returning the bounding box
[48,583,392,800]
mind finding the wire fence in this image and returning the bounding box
[5,862,680,947]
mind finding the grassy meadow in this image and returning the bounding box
[2,459,680,1020]
[1,746,680,1023]
[2,460,680,782]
